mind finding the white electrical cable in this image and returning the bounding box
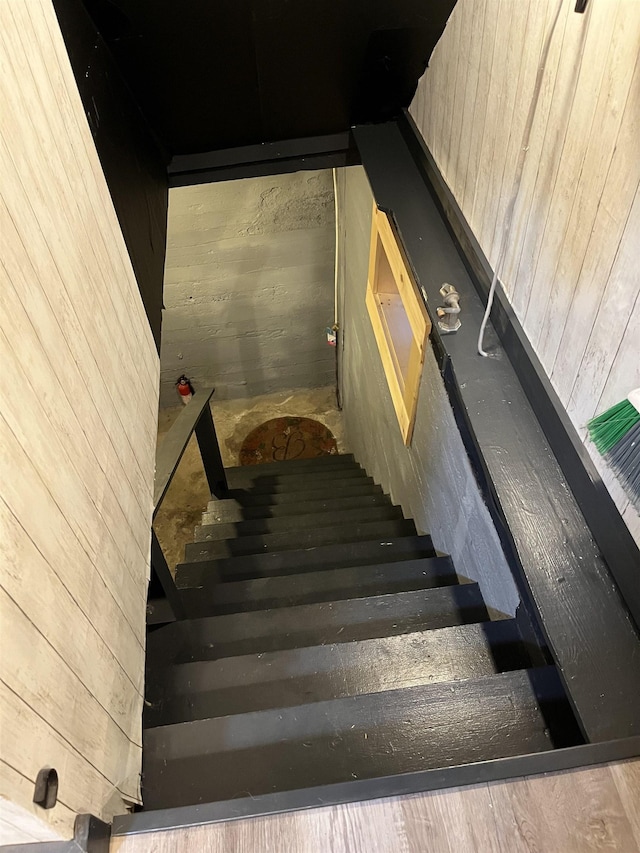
[478,0,565,356]
[332,166,339,327]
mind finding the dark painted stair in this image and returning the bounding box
[143,453,583,813]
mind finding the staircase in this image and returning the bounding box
[143,454,583,811]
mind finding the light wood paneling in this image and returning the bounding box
[0,0,159,843]
[410,0,640,543]
[112,760,640,853]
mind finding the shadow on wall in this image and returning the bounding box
[159,171,337,407]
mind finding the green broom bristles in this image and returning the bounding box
[588,393,640,512]
[587,399,640,455]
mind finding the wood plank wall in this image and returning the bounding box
[409,0,640,545]
[0,0,159,843]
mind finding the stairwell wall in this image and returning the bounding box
[409,0,640,545]
[0,0,159,842]
[336,166,519,618]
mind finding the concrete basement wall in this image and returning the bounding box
[336,166,519,617]
[160,170,336,406]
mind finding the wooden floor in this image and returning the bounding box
[112,760,639,852]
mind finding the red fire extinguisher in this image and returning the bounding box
[176,374,194,404]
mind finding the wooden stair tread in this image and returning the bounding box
[147,583,488,664]
[142,666,577,809]
[145,619,535,725]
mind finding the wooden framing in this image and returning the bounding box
[366,203,431,444]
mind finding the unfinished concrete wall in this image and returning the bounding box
[161,171,336,406]
[336,166,519,617]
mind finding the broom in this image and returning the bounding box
[588,389,640,513]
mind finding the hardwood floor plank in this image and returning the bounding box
[610,759,640,848]
[400,783,502,853]
[488,763,638,853]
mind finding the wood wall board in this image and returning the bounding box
[0,190,154,519]
[550,130,639,403]
[0,322,149,582]
[0,11,158,452]
[409,0,640,544]
[0,499,144,722]
[0,287,149,546]
[473,0,518,256]
[0,414,145,640]
[0,591,142,802]
[0,324,146,651]
[536,9,639,375]
[597,291,640,418]
[0,0,158,837]
[462,1,501,220]
[0,763,74,843]
[452,0,487,212]
[0,33,158,425]
[551,58,640,402]
[447,1,471,206]
[0,163,156,468]
[487,1,551,267]
[527,2,634,364]
[499,2,571,303]
[567,189,640,428]
[0,684,131,822]
[511,5,588,317]
[111,761,640,853]
[438,5,462,187]
[7,4,160,410]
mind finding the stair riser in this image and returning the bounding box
[194,505,404,541]
[176,535,436,587]
[201,558,459,615]
[225,483,384,507]
[145,620,532,725]
[227,469,369,491]
[203,493,394,523]
[184,520,418,561]
[224,455,356,476]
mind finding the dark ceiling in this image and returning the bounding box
[81,0,455,157]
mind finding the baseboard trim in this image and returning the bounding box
[112,737,640,835]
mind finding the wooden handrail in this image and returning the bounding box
[150,388,228,622]
[154,387,215,513]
